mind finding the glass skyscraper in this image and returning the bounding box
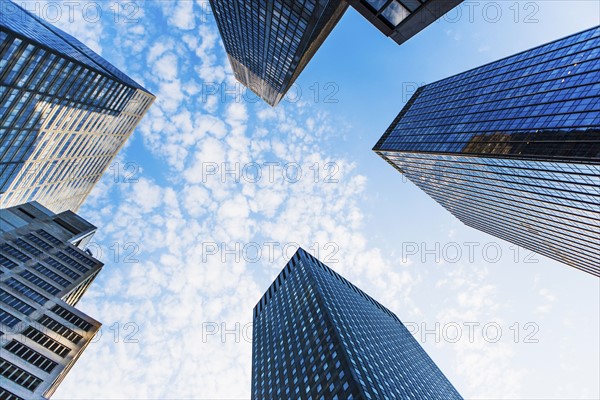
[346,0,462,45]
[210,0,461,106]
[0,0,155,213]
[0,201,103,400]
[252,248,462,399]
[374,27,600,276]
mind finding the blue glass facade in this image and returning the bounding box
[0,0,155,213]
[252,248,462,399]
[210,0,348,106]
[210,0,461,106]
[374,27,600,276]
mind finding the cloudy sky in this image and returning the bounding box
[23,0,599,398]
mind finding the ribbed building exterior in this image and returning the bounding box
[374,27,600,276]
[210,0,461,106]
[0,0,155,213]
[0,202,102,400]
[210,0,348,106]
[252,248,462,399]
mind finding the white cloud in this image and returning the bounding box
[50,2,600,400]
[167,0,196,30]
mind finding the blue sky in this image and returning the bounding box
[26,0,600,398]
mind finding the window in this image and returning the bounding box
[4,278,48,305]
[0,244,30,263]
[0,310,21,328]
[19,270,61,295]
[0,387,24,400]
[0,254,18,269]
[50,304,92,331]
[0,289,36,315]
[4,340,58,373]
[22,327,71,358]
[37,315,82,343]
[0,358,42,392]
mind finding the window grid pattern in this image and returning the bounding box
[31,262,71,288]
[0,308,21,327]
[24,233,53,251]
[50,304,92,331]
[37,314,82,344]
[0,203,102,398]
[42,256,81,280]
[0,254,18,269]
[4,278,48,305]
[35,230,62,247]
[54,251,88,273]
[22,326,71,358]
[379,152,600,275]
[0,3,155,213]
[376,27,600,160]
[0,288,36,315]
[19,270,60,295]
[12,238,42,257]
[252,252,360,400]
[63,246,96,268]
[252,248,462,399]
[4,339,58,373]
[210,0,348,106]
[0,387,24,400]
[309,252,461,399]
[0,358,42,392]
[0,244,30,263]
[374,27,600,276]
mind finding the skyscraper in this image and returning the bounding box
[0,202,103,399]
[346,0,462,45]
[252,248,462,399]
[0,0,155,213]
[374,26,600,276]
[210,0,461,106]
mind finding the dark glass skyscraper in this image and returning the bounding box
[210,0,461,106]
[374,27,600,276]
[0,202,103,399]
[252,248,462,399]
[210,0,348,107]
[347,0,462,44]
[0,0,155,213]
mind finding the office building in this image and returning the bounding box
[374,27,600,276]
[347,0,462,44]
[0,201,102,399]
[210,0,461,106]
[252,247,462,399]
[0,0,155,213]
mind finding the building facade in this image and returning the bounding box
[0,0,155,213]
[210,0,348,106]
[374,27,600,276]
[252,248,462,399]
[346,0,462,44]
[0,202,102,400]
[210,0,461,106]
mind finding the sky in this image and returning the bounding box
[20,0,600,398]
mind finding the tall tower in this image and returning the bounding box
[346,0,462,45]
[209,0,462,106]
[374,27,600,276]
[0,202,103,399]
[0,0,155,213]
[252,248,462,399]
[210,0,348,106]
